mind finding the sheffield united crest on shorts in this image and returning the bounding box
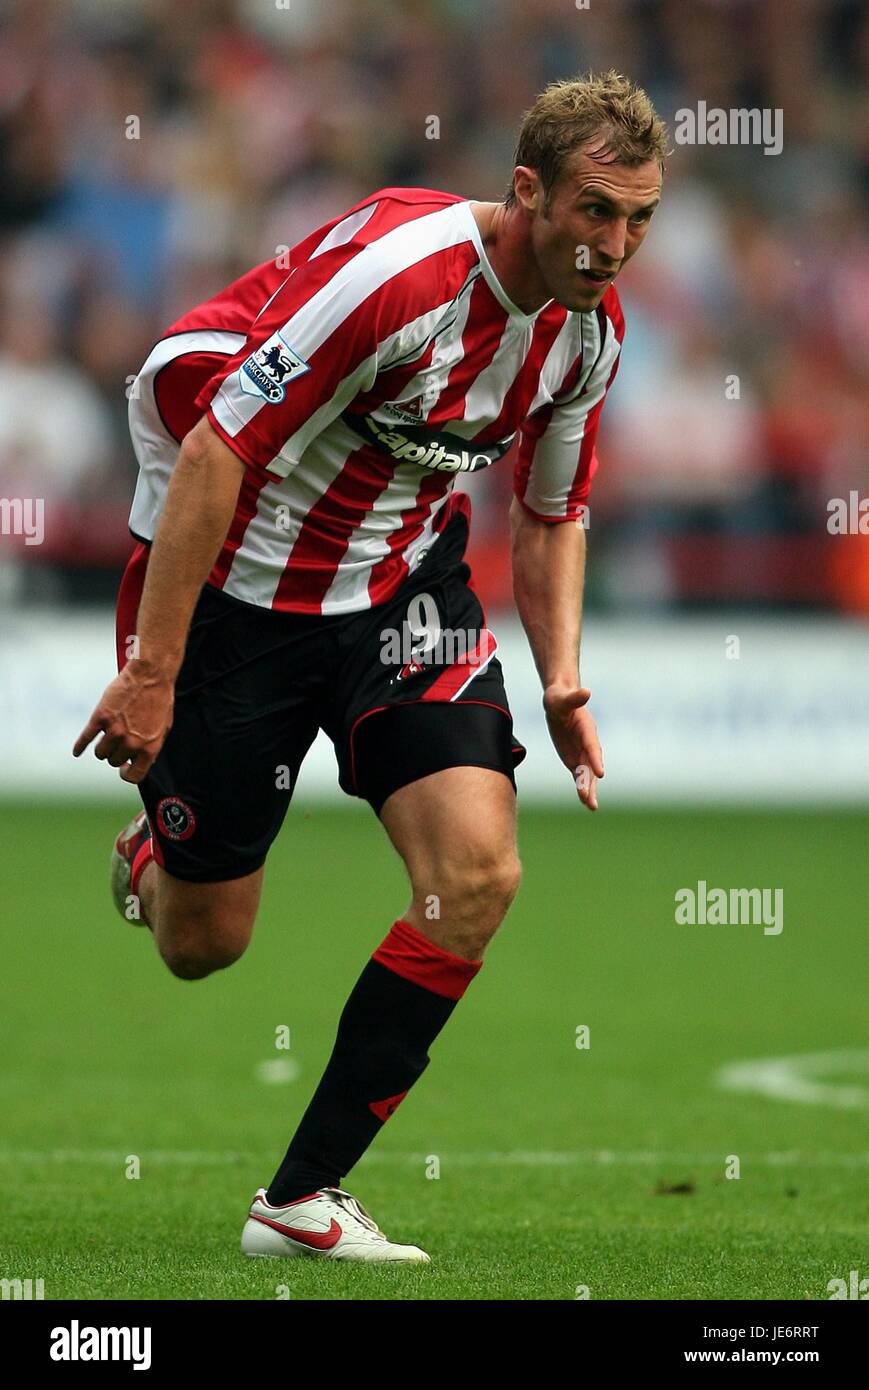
[156,796,197,841]
[239,330,310,404]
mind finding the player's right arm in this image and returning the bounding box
[72,418,245,783]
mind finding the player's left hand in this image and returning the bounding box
[542,684,604,811]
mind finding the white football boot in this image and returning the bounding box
[241,1186,430,1263]
[110,809,152,926]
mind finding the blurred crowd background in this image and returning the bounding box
[0,0,866,613]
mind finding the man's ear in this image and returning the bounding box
[512,166,542,215]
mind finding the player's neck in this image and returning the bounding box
[470,200,551,316]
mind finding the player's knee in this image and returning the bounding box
[489,849,522,916]
[440,845,522,938]
[158,914,251,981]
[161,936,247,980]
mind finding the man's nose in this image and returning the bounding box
[596,218,628,265]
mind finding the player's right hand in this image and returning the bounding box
[72,663,175,784]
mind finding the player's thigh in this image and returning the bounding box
[327,509,526,942]
[380,764,519,878]
[150,860,264,974]
[379,763,521,946]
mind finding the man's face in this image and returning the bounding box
[520,144,662,312]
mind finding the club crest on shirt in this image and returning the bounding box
[239,331,310,404]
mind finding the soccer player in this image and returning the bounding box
[74,71,665,1262]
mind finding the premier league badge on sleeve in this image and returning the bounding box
[239,330,310,403]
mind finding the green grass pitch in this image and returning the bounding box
[1,801,866,1301]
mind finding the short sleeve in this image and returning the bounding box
[194,208,478,481]
[513,305,623,522]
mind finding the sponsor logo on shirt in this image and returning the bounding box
[239,331,310,404]
[343,409,514,474]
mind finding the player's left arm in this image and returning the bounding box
[510,501,602,810]
[510,311,623,810]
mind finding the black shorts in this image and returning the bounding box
[115,508,526,882]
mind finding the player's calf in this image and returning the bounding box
[110,811,261,980]
[152,870,262,980]
[263,771,519,1214]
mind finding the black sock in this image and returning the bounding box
[266,918,480,1204]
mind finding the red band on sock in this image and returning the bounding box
[130,838,155,897]
[372,919,482,1000]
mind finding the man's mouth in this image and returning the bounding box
[580,269,613,285]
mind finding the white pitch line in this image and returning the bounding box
[717,1049,869,1110]
[0,1148,866,1168]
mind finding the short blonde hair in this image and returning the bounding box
[505,70,669,210]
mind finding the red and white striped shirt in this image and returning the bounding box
[128,187,624,615]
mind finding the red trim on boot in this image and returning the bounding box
[372,918,482,1000]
